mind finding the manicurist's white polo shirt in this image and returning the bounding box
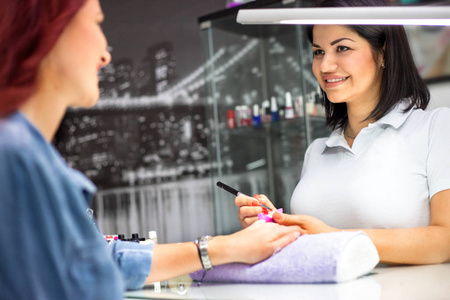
[291,101,450,229]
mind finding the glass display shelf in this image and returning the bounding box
[199,0,331,234]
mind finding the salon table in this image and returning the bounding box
[124,263,450,300]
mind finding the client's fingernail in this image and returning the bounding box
[252,200,259,206]
[293,231,301,238]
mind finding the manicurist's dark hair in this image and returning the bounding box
[306,0,430,130]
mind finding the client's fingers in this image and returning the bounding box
[272,230,301,251]
[272,212,302,226]
[262,222,302,239]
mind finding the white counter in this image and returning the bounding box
[125,263,450,300]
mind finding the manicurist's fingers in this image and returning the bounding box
[240,216,260,228]
[253,194,276,210]
[239,205,262,219]
[234,194,256,208]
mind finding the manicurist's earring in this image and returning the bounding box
[381,63,385,69]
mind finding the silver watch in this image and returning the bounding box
[195,235,213,271]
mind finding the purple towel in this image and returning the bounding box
[190,231,379,283]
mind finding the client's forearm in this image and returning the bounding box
[145,235,234,283]
[146,242,201,283]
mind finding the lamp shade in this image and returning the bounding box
[236,6,450,26]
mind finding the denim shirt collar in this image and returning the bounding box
[15,111,97,205]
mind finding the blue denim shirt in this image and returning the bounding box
[0,112,154,299]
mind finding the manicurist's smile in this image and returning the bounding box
[323,75,350,88]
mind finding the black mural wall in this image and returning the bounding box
[54,1,226,242]
[55,1,224,189]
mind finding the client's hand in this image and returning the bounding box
[235,194,276,229]
[148,219,303,282]
[210,220,303,265]
[272,212,338,234]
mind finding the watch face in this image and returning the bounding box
[199,235,212,242]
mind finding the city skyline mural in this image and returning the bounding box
[53,1,227,241]
[54,0,225,189]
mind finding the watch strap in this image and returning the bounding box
[195,235,213,271]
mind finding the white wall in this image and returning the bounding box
[428,81,450,109]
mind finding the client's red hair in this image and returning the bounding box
[0,0,87,117]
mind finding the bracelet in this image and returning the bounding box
[194,235,213,271]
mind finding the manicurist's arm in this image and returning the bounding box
[272,189,450,265]
[146,220,302,283]
[360,189,450,264]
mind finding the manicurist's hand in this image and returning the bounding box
[272,212,338,234]
[209,220,303,265]
[235,194,276,229]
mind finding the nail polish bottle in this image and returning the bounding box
[252,104,262,128]
[306,93,316,116]
[131,233,141,243]
[261,100,271,123]
[295,95,304,118]
[246,105,252,126]
[284,92,294,119]
[271,96,279,122]
[226,109,235,129]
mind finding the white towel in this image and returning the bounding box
[190,231,379,283]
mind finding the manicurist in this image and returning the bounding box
[236,0,450,265]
